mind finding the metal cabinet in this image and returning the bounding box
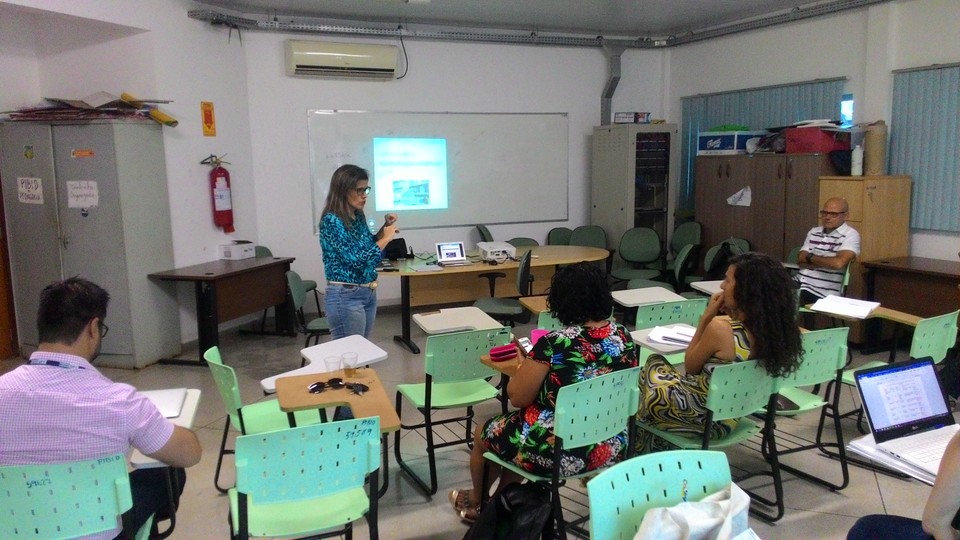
[0,121,179,367]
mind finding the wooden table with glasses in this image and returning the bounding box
[387,245,609,353]
[260,335,389,394]
[275,367,400,497]
[148,257,296,365]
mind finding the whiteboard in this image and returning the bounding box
[308,110,568,231]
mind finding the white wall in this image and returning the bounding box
[665,0,960,260]
[0,0,956,344]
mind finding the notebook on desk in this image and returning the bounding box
[435,241,472,266]
[855,358,958,476]
[141,388,188,418]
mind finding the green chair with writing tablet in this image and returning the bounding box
[229,419,381,540]
[0,454,153,540]
[633,298,707,366]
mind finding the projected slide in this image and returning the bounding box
[372,137,448,211]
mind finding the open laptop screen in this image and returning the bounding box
[855,358,955,443]
[435,241,466,264]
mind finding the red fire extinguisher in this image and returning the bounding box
[202,154,235,233]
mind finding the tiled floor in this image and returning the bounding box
[1,306,933,539]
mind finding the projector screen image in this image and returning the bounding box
[372,137,448,211]
[308,110,568,231]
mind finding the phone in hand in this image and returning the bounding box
[516,337,534,355]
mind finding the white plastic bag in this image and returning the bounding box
[633,482,750,540]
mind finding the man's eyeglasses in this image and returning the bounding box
[355,186,372,196]
[819,210,846,218]
[307,378,369,395]
[99,321,109,338]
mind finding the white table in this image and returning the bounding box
[412,306,502,334]
[690,280,723,296]
[630,324,696,354]
[611,287,684,308]
[260,334,389,393]
[131,389,201,468]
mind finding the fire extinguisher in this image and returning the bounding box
[201,154,235,233]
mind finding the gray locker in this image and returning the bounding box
[0,120,180,368]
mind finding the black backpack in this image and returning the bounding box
[462,483,555,540]
[703,241,737,280]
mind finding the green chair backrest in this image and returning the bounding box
[0,453,133,539]
[553,367,641,448]
[235,418,380,503]
[724,237,749,254]
[515,250,533,296]
[587,450,731,540]
[701,244,722,274]
[786,246,802,265]
[618,227,661,265]
[781,327,848,388]
[634,298,708,330]
[425,327,511,383]
[255,245,273,258]
[476,224,494,242]
[569,225,607,250]
[670,221,702,256]
[507,237,539,247]
[204,346,244,421]
[537,310,563,330]
[547,227,572,246]
[910,310,959,364]
[286,270,308,312]
[704,360,778,422]
[672,243,697,286]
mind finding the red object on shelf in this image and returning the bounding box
[785,128,850,154]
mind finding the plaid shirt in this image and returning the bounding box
[0,351,174,539]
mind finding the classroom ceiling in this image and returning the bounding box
[189,0,887,47]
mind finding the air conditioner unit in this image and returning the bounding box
[285,40,397,80]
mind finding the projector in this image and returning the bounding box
[477,241,516,262]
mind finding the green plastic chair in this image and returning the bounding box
[587,450,731,540]
[569,225,607,249]
[625,243,696,293]
[476,224,494,242]
[394,327,511,495]
[835,310,959,433]
[724,237,749,254]
[0,453,152,540]
[537,310,563,330]
[482,367,641,538]
[257,245,321,316]
[287,270,330,353]
[762,327,850,492]
[650,221,702,272]
[633,298,708,366]
[547,226,572,245]
[229,419,380,540]
[636,360,785,522]
[683,243,722,289]
[474,250,533,326]
[204,346,321,494]
[610,227,662,282]
[506,236,540,247]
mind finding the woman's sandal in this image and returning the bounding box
[449,488,481,523]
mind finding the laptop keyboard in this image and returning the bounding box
[882,428,956,463]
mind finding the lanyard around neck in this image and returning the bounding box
[29,359,86,370]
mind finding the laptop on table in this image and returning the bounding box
[435,241,472,267]
[855,357,959,476]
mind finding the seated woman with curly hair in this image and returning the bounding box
[637,252,802,452]
[449,262,638,522]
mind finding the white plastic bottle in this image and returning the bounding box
[851,145,863,176]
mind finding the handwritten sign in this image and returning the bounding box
[17,177,43,205]
[24,477,52,489]
[66,180,98,208]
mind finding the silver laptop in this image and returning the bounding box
[435,241,471,266]
[856,358,959,475]
[141,388,188,418]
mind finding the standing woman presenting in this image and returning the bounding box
[319,164,398,339]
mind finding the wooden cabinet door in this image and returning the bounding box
[695,156,752,254]
[784,154,831,259]
[750,154,787,259]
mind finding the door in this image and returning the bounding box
[0,123,62,350]
[52,124,133,355]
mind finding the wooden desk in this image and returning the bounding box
[387,246,608,353]
[260,335,389,394]
[690,280,722,296]
[480,351,523,378]
[413,306,503,334]
[275,368,400,432]
[862,257,960,318]
[149,257,295,365]
[611,287,685,307]
[520,295,548,315]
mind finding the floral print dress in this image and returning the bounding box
[480,322,638,477]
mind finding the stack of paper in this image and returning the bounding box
[647,325,696,346]
[810,295,880,319]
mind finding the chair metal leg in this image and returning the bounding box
[214,417,234,494]
[737,399,785,522]
[394,393,438,496]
